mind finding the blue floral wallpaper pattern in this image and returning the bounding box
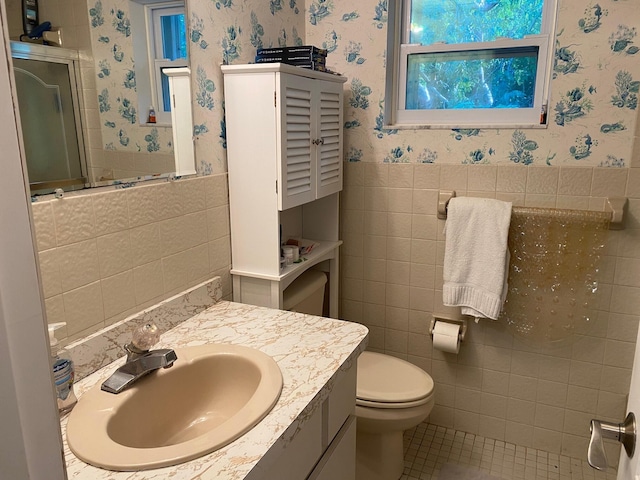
[304,0,640,168]
[88,0,173,155]
[176,0,640,175]
[85,0,640,172]
[187,0,305,174]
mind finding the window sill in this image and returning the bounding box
[140,122,172,128]
[383,122,549,131]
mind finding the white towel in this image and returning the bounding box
[443,197,512,320]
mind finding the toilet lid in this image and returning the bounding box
[357,351,434,403]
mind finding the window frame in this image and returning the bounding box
[385,0,558,129]
[145,1,188,124]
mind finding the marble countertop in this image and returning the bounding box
[61,300,369,479]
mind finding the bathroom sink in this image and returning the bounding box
[66,343,283,471]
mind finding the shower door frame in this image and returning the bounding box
[10,41,89,192]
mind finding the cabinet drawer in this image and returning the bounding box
[327,362,356,443]
[265,405,323,480]
[308,415,356,480]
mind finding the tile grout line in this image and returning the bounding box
[400,422,618,480]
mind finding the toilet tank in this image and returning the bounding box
[283,269,327,315]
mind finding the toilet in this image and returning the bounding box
[282,272,435,480]
[355,351,435,480]
[282,269,327,314]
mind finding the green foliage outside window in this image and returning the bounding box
[406,0,545,111]
[409,0,544,45]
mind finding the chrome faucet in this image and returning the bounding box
[100,321,177,394]
[101,348,177,394]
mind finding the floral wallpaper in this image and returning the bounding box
[170,0,640,174]
[304,0,640,168]
[88,0,174,155]
[187,0,305,174]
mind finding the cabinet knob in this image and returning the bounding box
[312,138,325,146]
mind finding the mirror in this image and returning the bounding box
[4,0,189,193]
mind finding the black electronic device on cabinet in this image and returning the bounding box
[22,0,39,37]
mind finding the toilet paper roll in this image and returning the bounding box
[432,321,461,354]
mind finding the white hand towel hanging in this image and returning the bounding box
[442,197,512,320]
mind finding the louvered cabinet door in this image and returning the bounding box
[315,81,343,200]
[277,74,316,211]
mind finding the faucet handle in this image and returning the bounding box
[131,322,161,351]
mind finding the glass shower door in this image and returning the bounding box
[12,55,86,193]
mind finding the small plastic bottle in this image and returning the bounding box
[540,104,548,124]
[48,323,77,415]
[148,105,156,124]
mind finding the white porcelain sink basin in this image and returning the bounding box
[66,343,283,471]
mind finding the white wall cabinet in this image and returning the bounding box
[222,64,347,316]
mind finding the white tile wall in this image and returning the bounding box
[32,174,232,343]
[342,161,640,458]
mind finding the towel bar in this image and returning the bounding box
[437,190,627,230]
[437,190,456,219]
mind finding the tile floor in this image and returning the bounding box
[401,423,618,480]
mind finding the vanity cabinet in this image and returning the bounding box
[264,362,357,480]
[222,64,347,317]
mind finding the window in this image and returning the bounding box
[130,0,188,125]
[386,0,557,128]
[147,2,188,124]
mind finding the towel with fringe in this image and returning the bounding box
[443,197,512,320]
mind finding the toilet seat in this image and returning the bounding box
[356,397,432,409]
[356,351,434,409]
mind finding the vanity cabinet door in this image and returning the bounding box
[262,362,357,480]
[308,415,356,480]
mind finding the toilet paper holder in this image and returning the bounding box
[429,316,467,342]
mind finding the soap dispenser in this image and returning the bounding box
[48,322,77,414]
